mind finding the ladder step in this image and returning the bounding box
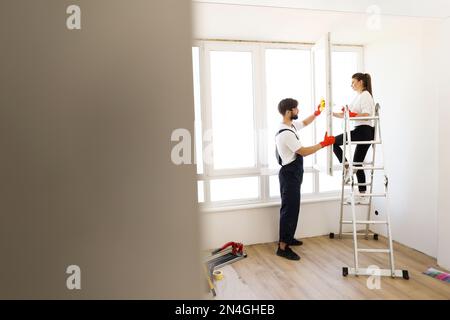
[340,232,377,236]
[351,166,384,171]
[343,162,374,166]
[357,248,391,253]
[353,193,386,197]
[342,220,388,225]
[349,141,382,145]
[343,202,370,206]
[348,116,380,121]
[345,268,407,278]
[345,183,372,186]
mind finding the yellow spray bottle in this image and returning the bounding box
[319,98,326,112]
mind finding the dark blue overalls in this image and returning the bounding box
[276,128,304,245]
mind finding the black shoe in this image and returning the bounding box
[276,246,301,261]
[290,239,303,246]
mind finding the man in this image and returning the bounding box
[275,98,335,261]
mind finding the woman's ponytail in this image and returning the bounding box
[364,73,372,96]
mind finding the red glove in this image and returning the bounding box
[341,107,358,117]
[314,105,322,116]
[320,132,335,148]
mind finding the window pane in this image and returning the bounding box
[265,49,313,169]
[317,50,360,169]
[192,47,204,174]
[197,181,205,203]
[210,51,256,170]
[319,171,342,192]
[332,51,359,108]
[210,177,259,202]
[269,174,313,198]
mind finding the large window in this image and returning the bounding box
[192,42,363,207]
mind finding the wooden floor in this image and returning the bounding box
[210,235,450,300]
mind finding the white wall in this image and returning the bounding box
[365,20,441,257]
[202,201,369,249]
[194,2,389,45]
[195,2,442,258]
[437,18,450,270]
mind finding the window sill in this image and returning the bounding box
[200,195,341,213]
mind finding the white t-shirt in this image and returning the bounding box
[275,120,305,166]
[349,91,375,127]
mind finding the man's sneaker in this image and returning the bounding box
[276,246,301,261]
[290,239,303,246]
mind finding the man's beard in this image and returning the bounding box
[291,114,298,120]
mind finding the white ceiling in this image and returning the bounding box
[193,0,450,19]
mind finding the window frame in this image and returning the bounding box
[312,45,365,196]
[193,40,364,209]
[202,42,260,176]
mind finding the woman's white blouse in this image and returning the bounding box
[349,91,375,127]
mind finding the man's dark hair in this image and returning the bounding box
[278,98,298,116]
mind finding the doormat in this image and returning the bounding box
[423,267,450,283]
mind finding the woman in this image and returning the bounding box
[332,73,375,203]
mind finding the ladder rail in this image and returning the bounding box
[338,118,347,239]
[366,105,380,239]
[338,106,351,239]
[385,175,396,276]
[376,104,397,276]
[344,107,359,272]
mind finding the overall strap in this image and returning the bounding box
[276,129,299,140]
[275,129,299,166]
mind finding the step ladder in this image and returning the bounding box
[330,104,409,280]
